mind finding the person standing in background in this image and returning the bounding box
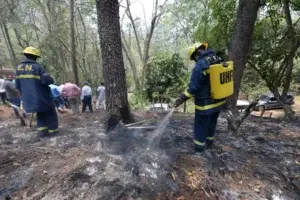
[3,76,26,126]
[49,84,65,111]
[61,81,81,114]
[58,83,70,109]
[96,82,106,110]
[0,78,7,104]
[81,81,93,113]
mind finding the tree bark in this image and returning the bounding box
[1,21,17,66]
[121,33,140,92]
[280,0,297,120]
[226,0,262,133]
[96,0,132,131]
[69,0,79,85]
[77,8,87,73]
[228,0,262,106]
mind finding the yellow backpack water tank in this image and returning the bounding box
[208,61,234,99]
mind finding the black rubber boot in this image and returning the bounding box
[37,130,50,137]
[194,144,205,153]
[206,140,214,149]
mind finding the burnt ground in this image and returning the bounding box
[0,106,299,200]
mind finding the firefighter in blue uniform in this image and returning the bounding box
[15,47,58,137]
[173,42,226,152]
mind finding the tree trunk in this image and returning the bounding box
[228,0,262,106]
[281,0,297,120]
[96,0,132,131]
[69,0,79,85]
[183,102,187,113]
[122,43,140,92]
[77,8,87,72]
[1,21,17,66]
[226,0,262,133]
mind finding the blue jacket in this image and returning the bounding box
[15,59,54,113]
[49,84,60,98]
[184,50,226,115]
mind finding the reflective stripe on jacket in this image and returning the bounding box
[184,50,226,115]
[15,59,54,113]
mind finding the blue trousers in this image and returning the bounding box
[194,111,220,148]
[53,96,65,109]
[82,95,93,113]
[37,105,58,133]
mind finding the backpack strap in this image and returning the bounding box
[202,54,223,75]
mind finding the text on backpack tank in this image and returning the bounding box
[220,70,233,84]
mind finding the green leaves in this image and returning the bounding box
[145,53,188,102]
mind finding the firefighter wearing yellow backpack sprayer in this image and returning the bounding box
[173,42,233,153]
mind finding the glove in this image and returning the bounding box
[41,73,54,85]
[20,101,24,110]
[173,98,182,108]
[173,94,187,108]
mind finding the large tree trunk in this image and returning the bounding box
[226,0,262,133]
[228,0,262,106]
[69,0,79,85]
[96,0,132,131]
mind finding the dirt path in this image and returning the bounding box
[0,106,299,200]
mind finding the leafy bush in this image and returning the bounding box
[128,91,149,110]
[145,53,188,103]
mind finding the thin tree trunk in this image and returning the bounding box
[183,102,187,113]
[77,8,87,72]
[121,35,140,91]
[280,0,297,119]
[124,0,167,91]
[1,21,17,66]
[69,0,79,85]
[96,0,132,131]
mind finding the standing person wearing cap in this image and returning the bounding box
[15,47,58,137]
[81,81,93,113]
[173,42,225,153]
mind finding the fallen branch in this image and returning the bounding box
[127,126,157,130]
[201,186,211,198]
[125,119,154,127]
[226,101,258,135]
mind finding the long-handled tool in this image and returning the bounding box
[29,113,35,127]
[7,102,27,126]
[125,119,154,127]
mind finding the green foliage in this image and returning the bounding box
[0,0,102,84]
[248,2,300,93]
[293,60,300,84]
[167,0,204,42]
[194,0,236,50]
[145,53,188,103]
[241,67,269,99]
[128,91,149,110]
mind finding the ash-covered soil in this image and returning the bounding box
[0,106,299,200]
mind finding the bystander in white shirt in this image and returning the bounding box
[81,85,92,100]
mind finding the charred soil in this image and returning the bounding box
[0,106,299,200]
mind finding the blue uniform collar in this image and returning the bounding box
[198,49,215,60]
[21,58,38,64]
